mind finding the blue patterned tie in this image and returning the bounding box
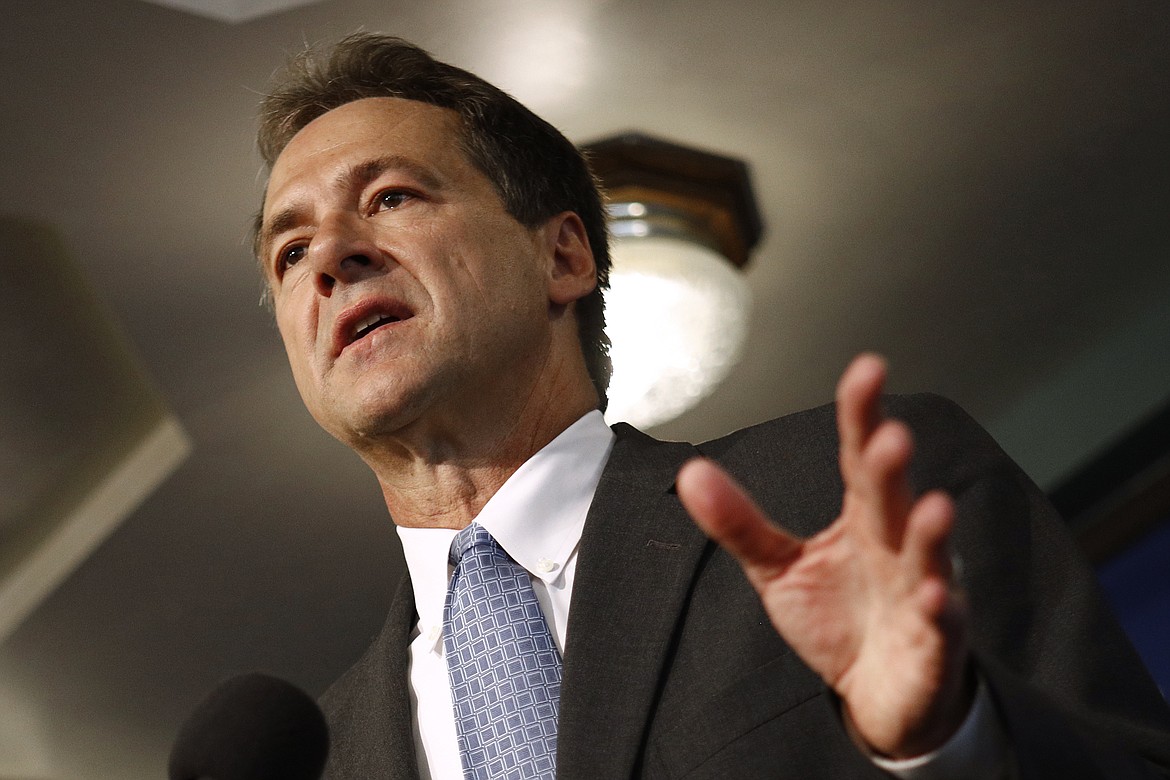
[443,524,562,779]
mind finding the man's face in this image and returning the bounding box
[260,97,557,445]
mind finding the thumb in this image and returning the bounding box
[677,458,801,582]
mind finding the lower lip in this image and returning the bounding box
[340,319,410,359]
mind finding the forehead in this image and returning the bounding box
[264,97,469,211]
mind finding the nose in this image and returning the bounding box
[306,213,386,296]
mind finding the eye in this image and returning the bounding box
[276,243,307,275]
[374,189,413,212]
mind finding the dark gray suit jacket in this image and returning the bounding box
[321,394,1170,778]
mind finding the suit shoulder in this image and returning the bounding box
[695,393,1006,498]
[696,401,836,461]
[699,393,992,455]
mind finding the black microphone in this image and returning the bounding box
[168,672,329,780]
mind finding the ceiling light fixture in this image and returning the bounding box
[582,133,764,429]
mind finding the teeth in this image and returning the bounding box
[352,313,385,339]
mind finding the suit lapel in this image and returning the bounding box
[370,578,421,780]
[321,572,420,780]
[557,424,708,779]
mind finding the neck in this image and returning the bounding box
[358,383,598,530]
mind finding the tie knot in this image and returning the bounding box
[448,523,496,565]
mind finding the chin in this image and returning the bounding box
[324,385,433,447]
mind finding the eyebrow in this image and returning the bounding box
[256,205,305,264]
[257,154,445,262]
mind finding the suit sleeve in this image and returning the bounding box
[889,393,1170,779]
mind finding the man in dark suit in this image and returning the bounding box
[252,33,1170,778]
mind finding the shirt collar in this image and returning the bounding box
[397,411,616,638]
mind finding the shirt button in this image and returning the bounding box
[536,558,557,574]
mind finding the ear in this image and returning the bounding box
[542,211,597,306]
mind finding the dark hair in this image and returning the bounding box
[255,33,611,407]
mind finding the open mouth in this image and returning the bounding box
[335,301,413,356]
[351,312,401,342]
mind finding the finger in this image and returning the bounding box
[677,458,801,582]
[902,490,956,587]
[850,419,915,547]
[835,353,888,480]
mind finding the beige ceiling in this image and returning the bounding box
[1,0,1169,776]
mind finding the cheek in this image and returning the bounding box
[275,303,319,381]
[278,329,330,422]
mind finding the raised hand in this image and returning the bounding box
[677,353,973,758]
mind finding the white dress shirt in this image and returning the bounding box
[395,411,1007,780]
[398,411,615,780]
